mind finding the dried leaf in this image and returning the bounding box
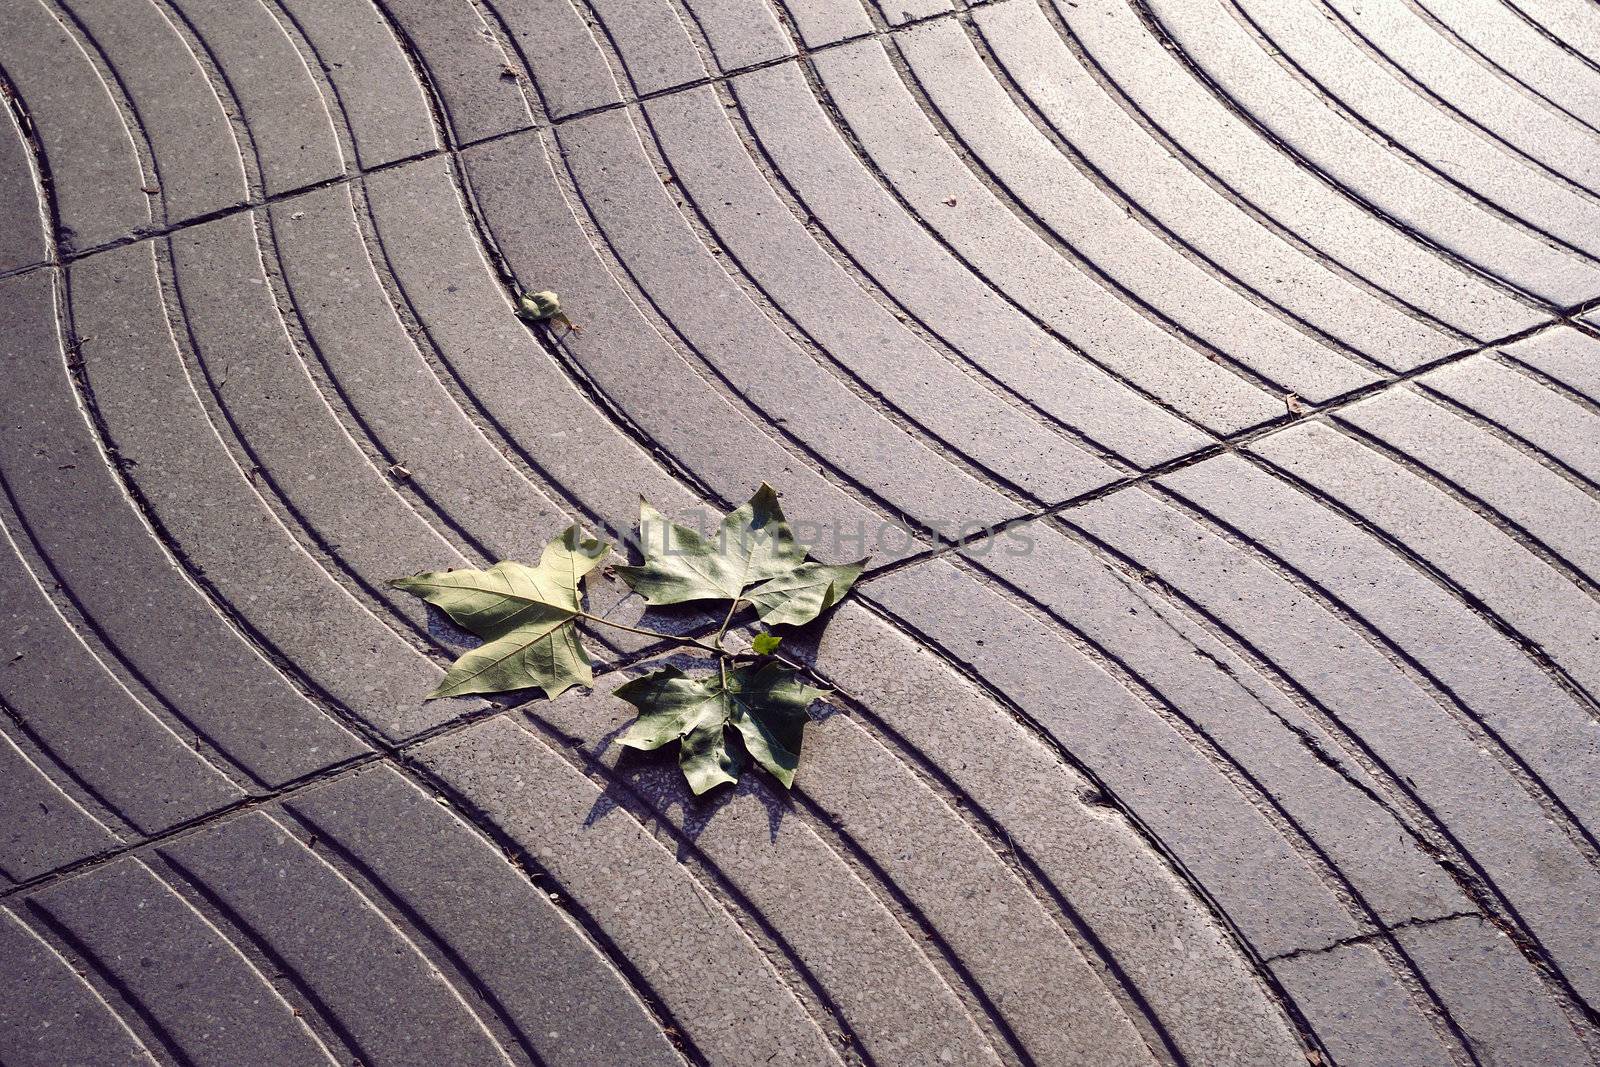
[391,526,608,699]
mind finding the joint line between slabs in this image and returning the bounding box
[862,310,1575,584]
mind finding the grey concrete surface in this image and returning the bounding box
[1,0,1598,1064]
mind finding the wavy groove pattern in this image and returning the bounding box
[2,0,1598,1063]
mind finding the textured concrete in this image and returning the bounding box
[1,0,1598,1064]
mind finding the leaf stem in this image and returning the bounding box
[578,609,814,688]
[713,598,743,650]
[576,611,726,658]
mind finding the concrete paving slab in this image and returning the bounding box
[1143,0,1600,306]
[55,0,249,224]
[26,857,332,1066]
[491,0,624,120]
[0,906,157,1066]
[0,0,150,252]
[165,0,345,196]
[0,101,46,274]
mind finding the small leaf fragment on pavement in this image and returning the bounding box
[516,290,563,321]
[516,290,580,332]
[751,631,782,655]
[615,662,827,792]
[391,525,609,699]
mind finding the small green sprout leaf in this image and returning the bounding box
[751,631,783,656]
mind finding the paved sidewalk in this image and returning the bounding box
[3,0,1600,1064]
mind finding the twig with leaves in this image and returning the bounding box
[392,486,866,794]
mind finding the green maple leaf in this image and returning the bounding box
[391,525,609,699]
[751,631,782,656]
[614,484,805,605]
[746,560,866,627]
[614,663,827,793]
[614,485,866,626]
